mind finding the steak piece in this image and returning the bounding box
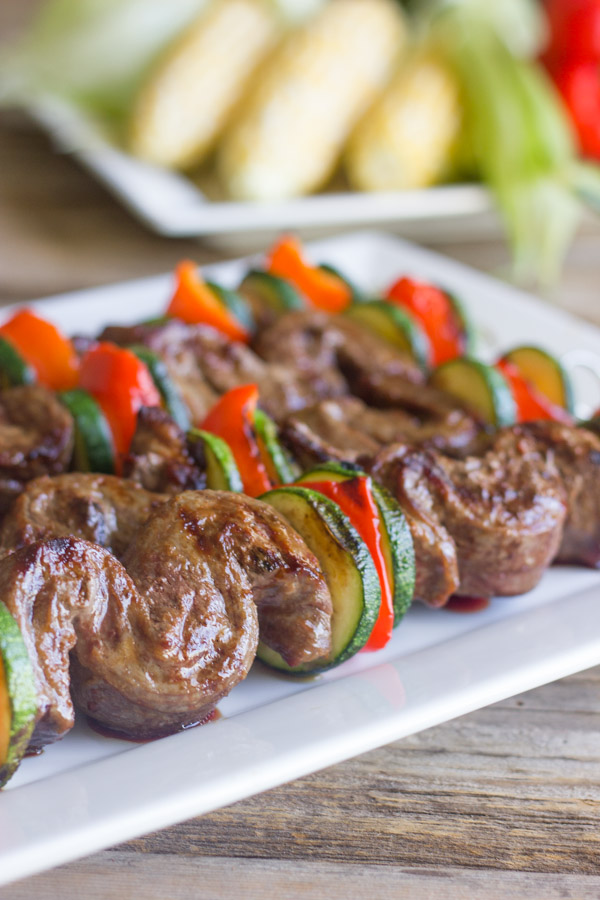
[254,310,424,392]
[0,473,167,560]
[124,406,206,493]
[1,532,258,749]
[101,319,344,423]
[0,481,332,746]
[0,385,74,516]
[370,444,459,607]
[371,429,567,604]
[1,491,332,749]
[523,421,600,567]
[283,396,481,469]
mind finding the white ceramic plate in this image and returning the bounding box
[2,231,600,888]
[30,98,496,240]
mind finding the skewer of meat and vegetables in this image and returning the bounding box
[0,232,599,793]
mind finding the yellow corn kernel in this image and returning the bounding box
[129,0,278,170]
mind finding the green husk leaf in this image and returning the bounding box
[433,8,581,285]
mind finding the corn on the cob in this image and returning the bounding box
[346,50,463,192]
[218,0,406,201]
[128,0,279,170]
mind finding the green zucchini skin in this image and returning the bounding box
[501,345,575,413]
[0,337,36,388]
[128,345,190,431]
[206,281,256,335]
[258,486,381,674]
[344,300,432,370]
[0,601,37,789]
[319,264,368,304]
[254,408,300,485]
[59,389,115,475]
[238,270,305,322]
[296,461,415,626]
[187,428,244,492]
[443,289,476,355]
[430,357,517,427]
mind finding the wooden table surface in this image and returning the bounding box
[2,4,600,898]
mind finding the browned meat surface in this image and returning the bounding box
[283,396,480,469]
[371,430,567,604]
[124,406,205,493]
[0,473,167,560]
[523,422,600,567]
[370,444,459,607]
[254,310,424,393]
[0,385,74,516]
[0,491,332,749]
[101,319,344,423]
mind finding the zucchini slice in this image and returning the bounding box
[0,336,36,388]
[500,346,574,413]
[206,281,256,335]
[319,264,368,304]
[430,357,517,427]
[296,462,415,626]
[129,345,190,431]
[0,601,37,789]
[258,486,381,674]
[344,301,432,370]
[188,428,243,492]
[59,389,115,475]
[443,289,476,355]
[238,270,305,322]
[254,408,300,485]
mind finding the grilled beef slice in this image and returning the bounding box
[283,395,481,470]
[254,310,424,391]
[101,319,344,423]
[0,385,74,516]
[371,429,567,604]
[0,485,332,747]
[523,421,600,567]
[0,473,167,560]
[123,406,206,493]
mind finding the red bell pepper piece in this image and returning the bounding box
[301,476,394,652]
[543,0,600,67]
[496,359,574,424]
[550,59,600,160]
[79,343,161,465]
[201,385,273,497]
[167,261,249,343]
[267,235,351,313]
[385,276,463,366]
[0,309,79,391]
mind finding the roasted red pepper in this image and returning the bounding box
[496,359,574,424]
[79,342,161,466]
[0,309,79,391]
[267,235,351,313]
[201,384,272,497]
[167,261,249,343]
[551,59,600,159]
[385,276,463,366]
[301,476,394,652]
[544,0,600,67]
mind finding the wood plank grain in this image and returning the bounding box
[6,853,600,900]
[113,670,600,877]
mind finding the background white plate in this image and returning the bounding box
[2,231,600,887]
[30,98,498,241]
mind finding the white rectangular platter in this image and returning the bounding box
[2,231,600,888]
[30,98,495,239]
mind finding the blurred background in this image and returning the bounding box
[1,0,600,303]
